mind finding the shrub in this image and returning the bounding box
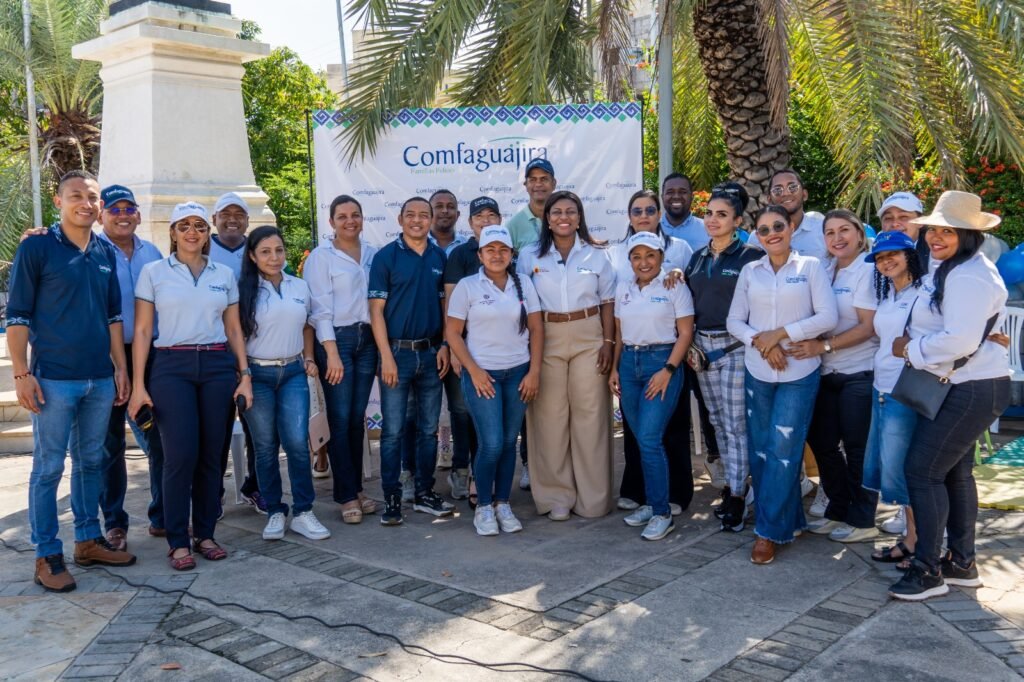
[964,158,1024,248]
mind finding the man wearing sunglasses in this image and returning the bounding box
[746,169,828,260]
[95,185,166,549]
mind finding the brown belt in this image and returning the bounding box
[543,305,600,323]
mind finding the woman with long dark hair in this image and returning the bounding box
[888,192,1010,600]
[238,226,329,542]
[517,191,616,520]
[304,195,380,524]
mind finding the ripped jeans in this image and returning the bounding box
[745,370,820,544]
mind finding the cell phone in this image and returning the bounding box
[135,405,154,431]
[236,395,248,413]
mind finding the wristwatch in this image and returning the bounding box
[664,362,678,374]
[238,367,252,377]
[823,338,834,354]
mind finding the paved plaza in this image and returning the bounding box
[1,437,1023,681]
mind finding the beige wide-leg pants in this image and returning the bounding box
[527,316,613,517]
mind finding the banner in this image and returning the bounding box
[311,103,643,246]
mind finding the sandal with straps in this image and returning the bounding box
[872,540,912,564]
[193,539,228,561]
[341,501,363,525]
[358,495,381,515]
[168,548,196,571]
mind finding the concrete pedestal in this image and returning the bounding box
[73,2,274,252]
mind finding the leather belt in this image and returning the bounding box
[391,337,441,350]
[248,354,302,367]
[543,305,600,323]
[697,329,731,338]
[162,343,227,352]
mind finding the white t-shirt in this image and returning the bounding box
[246,274,312,360]
[516,236,616,313]
[135,255,239,347]
[615,278,695,346]
[609,234,694,285]
[822,258,879,375]
[209,235,246,279]
[447,269,542,370]
[872,284,922,393]
[304,241,378,342]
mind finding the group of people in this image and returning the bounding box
[11,159,1009,604]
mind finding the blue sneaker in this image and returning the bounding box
[624,505,654,527]
[641,514,675,541]
[242,490,268,515]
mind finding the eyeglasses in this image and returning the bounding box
[106,206,138,216]
[755,221,789,237]
[769,182,801,196]
[174,222,210,234]
[630,206,658,217]
[548,209,579,219]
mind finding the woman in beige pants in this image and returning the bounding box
[516,191,616,519]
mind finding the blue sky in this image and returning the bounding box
[231,0,353,70]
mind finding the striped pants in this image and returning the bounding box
[694,332,748,493]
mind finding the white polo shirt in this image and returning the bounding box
[246,274,312,360]
[209,235,246,279]
[515,236,616,313]
[615,278,695,346]
[872,284,923,393]
[746,211,828,260]
[726,251,839,382]
[609,234,694,285]
[304,241,378,342]
[447,269,542,370]
[135,255,239,347]
[822,258,879,375]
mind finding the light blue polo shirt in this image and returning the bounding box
[98,231,163,344]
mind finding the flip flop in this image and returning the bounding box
[872,540,912,563]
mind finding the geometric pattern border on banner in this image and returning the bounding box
[310,102,643,131]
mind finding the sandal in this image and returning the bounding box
[341,501,363,525]
[358,496,380,515]
[872,541,912,564]
[312,451,331,479]
[468,479,478,510]
[168,548,195,571]
[193,539,228,561]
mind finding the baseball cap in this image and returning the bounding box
[865,230,916,262]
[214,192,249,214]
[101,184,137,207]
[170,201,209,225]
[878,192,923,218]
[469,196,501,217]
[626,231,664,254]
[524,158,555,179]
[478,226,514,249]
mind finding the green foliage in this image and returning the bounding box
[966,158,1024,248]
[259,160,315,270]
[788,89,843,212]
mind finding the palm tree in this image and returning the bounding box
[338,0,1024,211]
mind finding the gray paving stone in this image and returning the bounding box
[575,593,620,610]
[617,572,671,589]
[953,618,1013,632]
[557,599,609,618]
[352,569,396,587]
[62,664,124,678]
[261,652,320,680]
[742,646,803,672]
[940,606,1003,622]
[828,592,884,610]
[603,579,651,596]
[181,622,238,644]
[73,652,136,666]
[805,605,866,627]
[94,629,151,644]
[322,562,364,579]
[509,614,545,635]
[707,669,761,682]
[969,628,1024,644]
[782,623,842,643]
[245,646,305,673]
[982,639,1024,656]
[433,592,481,613]
[463,602,517,623]
[169,616,224,637]
[754,639,818,663]
[401,582,445,601]
[332,565,382,582]
[794,614,856,635]
[199,628,260,652]
[214,633,273,658]
[817,599,875,618]
[233,640,286,664]
[84,642,145,656]
[546,607,596,625]
[116,612,167,624]
[728,658,790,681]
[368,573,412,591]
[589,586,634,602]
[449,597,498,617]
[645,560,691,576]
[528,627,564,641]
[416,587,462,606]
[379,578,422,596]
[281,661,359,682]
[929,598,995,612]
[488,608,540,629]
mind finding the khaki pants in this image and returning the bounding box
[526,316,613,517]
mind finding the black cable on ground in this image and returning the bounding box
[0,538,619,682]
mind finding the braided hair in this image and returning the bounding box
[873,247,925,302]
[508,264,528,335]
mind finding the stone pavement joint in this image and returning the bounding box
[925,588,1024,676]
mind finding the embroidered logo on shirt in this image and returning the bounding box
[292,297,305,305]
[533,266,549,274]
[98,264,111,274]
[431,268,443,276]
[208,284,228,292]
[576,267,595,274]
[650,296,670,303]
[833,286,852,295]
[721,268,740,277]
[785,275,808,284]
[620,292,631,306]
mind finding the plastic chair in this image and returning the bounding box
[976,306,1024,462]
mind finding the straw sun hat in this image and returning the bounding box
[909,190,1001,231]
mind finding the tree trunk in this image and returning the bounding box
[691,0,790,210]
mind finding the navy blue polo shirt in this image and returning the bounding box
[684,238,763,332]
[6,224,122,380]
[368,235,446,340]
[443,237,479,286]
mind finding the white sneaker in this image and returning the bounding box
[262,512,286,540]
[881,506,907,535]
[831,525,879,543]
[800,475,815,498]
[809,486,829,517]
[808,518,845,535]
[519,465,530,490]
[290,511,331,540]
[494,503,522,533]
[399,470,414,503]
[744,486,755,519]
[704,457,726,489]
[617,497,640,511]
[641,514,675,541]
[624,505,654,527]
[670,503,682,517]
[474,505,499,536]
[447,468,469,500]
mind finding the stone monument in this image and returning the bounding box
[73,1,275,251]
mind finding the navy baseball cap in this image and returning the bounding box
[101,184,137,207]
[865,230,916,262]
[469,196,501,217]
[524,157,555,179]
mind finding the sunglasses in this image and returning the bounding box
[106,206,138,216]
[769,182,801,196]
[630,206,658,217]
[755,221,789,237]
[174,222,210,234]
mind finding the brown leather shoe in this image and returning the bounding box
[106,528,127,551]
[35,554,76,592]
[74,537,137,567]
[751,537,776,565]
[148,525,166,537]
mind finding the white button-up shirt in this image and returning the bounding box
[609,234,693,285]
[615,278,694,346]
[747,211,828,260]
[906,253,1009,384]
[727,251,838,382]
[447,268,542,370]
[516,236,616,313]
[303,241,378,343]
[822,258,878,375]
[246,274,312,360]
[135,255,239,347]
[872,284,923,393]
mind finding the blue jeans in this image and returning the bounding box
[746,370,819,544]
[243,360,315,517]
[29,377,115,557]
[862,390,917,506]
[462,363,530,506]
[379,345,443,497]
[403,368,476,473]
[618,346,684,517]
[315,323,378,504]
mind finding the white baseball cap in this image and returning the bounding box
[479,226,514,249]
[878,192,923,218]
[626,231,664,253]
[214,192,249,214]
[170,201,209,225]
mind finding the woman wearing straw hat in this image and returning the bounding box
[888,191,1011,601]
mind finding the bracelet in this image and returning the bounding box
[603,338,615,344]
[13,373,29,381]
[303,357,316,364]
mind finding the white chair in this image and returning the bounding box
[976,306,1024,460]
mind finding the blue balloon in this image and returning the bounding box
[865,225,877,239]
[736,229,749,243]
[997,251,1024,285]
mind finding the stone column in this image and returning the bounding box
[73,2,274,252]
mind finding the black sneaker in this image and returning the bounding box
[941,553,983,588]
[414,490,455,517]
[889,561,949,601]
[720,495,746,533]
[712,486,732,519]
[381,492,403,526]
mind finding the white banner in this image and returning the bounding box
[311,103,643,246]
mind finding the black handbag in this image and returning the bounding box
[891,299,997,420]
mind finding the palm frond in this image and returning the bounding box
[595,0,631,102]
[757,0,789,130]
[672,10,724,188]
[0,151,33,261]
[907,27,966,184]
[449,4,512,105]
[974,0,1024,56]
[501,0,593,104]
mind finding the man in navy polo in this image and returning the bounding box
[7,170,136,592]
[369,196,454,525]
